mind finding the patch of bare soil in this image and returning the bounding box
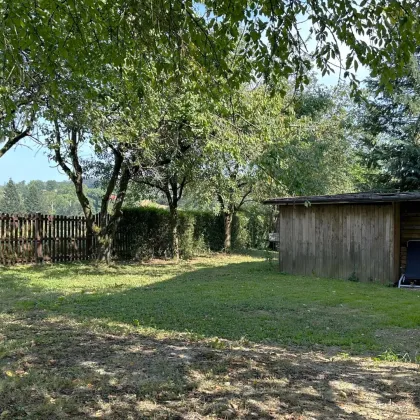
[1,314,419,419]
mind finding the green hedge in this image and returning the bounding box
[114,206,269,260]
[114,207,224,260]
[231,210,271,250]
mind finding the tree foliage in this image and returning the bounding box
[259,82,363,197]
[0,179,23,213]
[192,81,362,249]
[2,0,419,91]
[360,53,420,190]
[2,0,417,261]
[1,0,420,159]
[24,182,46,214]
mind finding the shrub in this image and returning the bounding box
[232,212,250,250]
[114,206,269,260]
[114,207,225,260]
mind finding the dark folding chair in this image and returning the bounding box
[398,240,420,288]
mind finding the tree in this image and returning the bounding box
[359,53,420,191]
[2,0,420,160]
[45,180,58,192]
[86,188,105,214]
[132,102,206,259]
[37,54,143,260]
[195,86,273,251]
[1,179,23,214]
[49,123,133,261]
[259,81,363,197]
[24,182,46,213]
[193,81,363,250]
[134,161,193,261]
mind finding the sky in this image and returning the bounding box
[0,140,68,183]
[0,15,371,185]
[0,136,95,184]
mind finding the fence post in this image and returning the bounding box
[86,220,92,260]
[34,212,43,263]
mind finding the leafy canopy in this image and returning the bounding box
[2,0,419,102]
[360,53,420,191]
[1,0,419,166]
[0,179,23,214]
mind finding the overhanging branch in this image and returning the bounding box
[101,142,124,216]
[0,129,31,159]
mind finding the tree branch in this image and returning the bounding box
[53,122,94,227]
[236,188,253,211]
[217,193,225,212]
[101,144,123,216]
[170,175,178,208]
[0,129,31,159]
[52,121,77,184]
[133,177,167,194]
[177,176,187,202]
[111,164,131,219]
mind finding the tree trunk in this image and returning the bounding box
[224,212,233,252]
[53,125,131,265]
[169,206,179,261]
[90,214,119,265]
[94,230,114,264]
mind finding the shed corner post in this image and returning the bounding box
[393,202,401,283]
[277,205,281,271]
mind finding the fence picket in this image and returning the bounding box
[47,215,51,262]
[20,216,25,264]
[69,216,73,261]
[58,215,62,262]
[10,214,14,265]
[0,214,4,265]
[18,216,22,264]
[0,212,111,265]
[55,215,59,263]
[42,214,47,262]
[67,215,71,261]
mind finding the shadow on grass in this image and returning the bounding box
[1,259,420,353]
[1,259,420,418]
[1,314,419,419]
[0,257,221,281]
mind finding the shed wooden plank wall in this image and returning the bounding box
[277,203,395,283]
[400,202,420,272]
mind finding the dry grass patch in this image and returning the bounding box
[0,314,419,419]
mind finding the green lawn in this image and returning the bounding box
[1,254,419,419]
[2,254,419,354]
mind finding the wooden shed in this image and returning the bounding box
[264,192,420,284]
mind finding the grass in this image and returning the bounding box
[1,253,419,419]
[2,253,419,353]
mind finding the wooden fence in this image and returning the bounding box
[0,212,96,265]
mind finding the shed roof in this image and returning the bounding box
[263,192,420,205]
